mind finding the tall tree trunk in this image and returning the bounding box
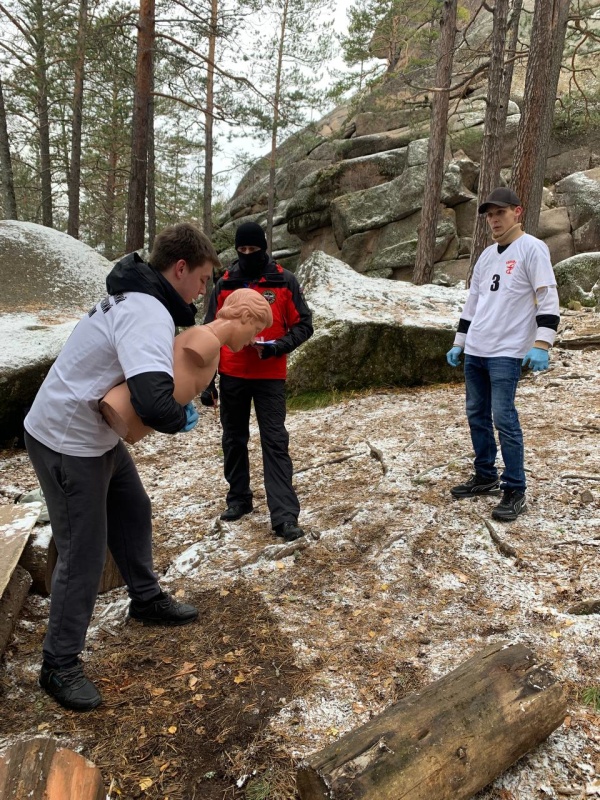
[413,0,457,285]
[33,0,53,228]
[511,0,570,234]
[267,0,289,253]
[67,0,88,239]
[0,77,17,219]
[103,86,119,260]
[147,54,156,250]
[468,0,512,279]
[126,0,154,253]
[203,0,218,239]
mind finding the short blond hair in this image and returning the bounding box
[217,288,273,329]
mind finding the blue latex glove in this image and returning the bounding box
[180,402,199,432]
[522,347,549,372]
[446,346,463,367]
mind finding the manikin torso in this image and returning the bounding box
[100,325,222,444]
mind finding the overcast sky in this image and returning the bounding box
[212,0,354,199]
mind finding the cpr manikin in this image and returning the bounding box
[100,287,273,443]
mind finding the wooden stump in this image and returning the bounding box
[0,565,32,658]
[297,642,567,800]
[45,537,125,595]
[0,737,104,799]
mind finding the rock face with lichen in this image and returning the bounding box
[0,221,111,445]
[286,251,466,394]
[552,252,600,308]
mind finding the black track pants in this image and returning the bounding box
[25,432,160,667]
[219,375,300,528]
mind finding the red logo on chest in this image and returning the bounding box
[505,260,517,275]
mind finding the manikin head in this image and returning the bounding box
[478,187,523,240]
[150,223,220,303]
[216,288,273,351]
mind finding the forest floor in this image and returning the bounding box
[0,325,599,800]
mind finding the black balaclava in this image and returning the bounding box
[235,221,269,279]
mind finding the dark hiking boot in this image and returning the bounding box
[274,521,305,542]
[220,503,253,521]
[451,473,501,498]
[491,490,526,521]
[39,660,102,712]
[128,591,198,626]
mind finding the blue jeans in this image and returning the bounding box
[464,355,526,493]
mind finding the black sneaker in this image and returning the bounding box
[451,473,501,498]
[128,591,198,626]
[274,521,305,542]
[220,503,253,521]
[39,660,102,712]
[492,490,526,521]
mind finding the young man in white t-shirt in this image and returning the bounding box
[24,223,220,711]
[446,188,560,521]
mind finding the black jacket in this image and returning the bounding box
[106,253,194,434]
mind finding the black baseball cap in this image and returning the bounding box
[478,187,522,214]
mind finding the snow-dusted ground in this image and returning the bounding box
[0,343,599,798]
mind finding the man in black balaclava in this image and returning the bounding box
[201,221,313,542]
[235,220,270,279]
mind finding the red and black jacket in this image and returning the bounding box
[204,258,313,380]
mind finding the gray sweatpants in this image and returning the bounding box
[25,432,160,667]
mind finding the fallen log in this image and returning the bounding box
[0,737,104,799]
[0,565,32,658]
[297,642,567,800]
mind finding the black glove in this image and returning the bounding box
[259,343,281,360]
[200,382,218,406]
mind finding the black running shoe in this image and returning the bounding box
[491,490,526,521]
[451,473,501,498]
[274,521,305,541]
[220,503,253,521]
[128,591,198,626]
[39,660,102,712]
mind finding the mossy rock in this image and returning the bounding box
[553,252,600,307]
[287,321,456,394]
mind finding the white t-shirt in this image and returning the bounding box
[25,292,175,456]
[462,234,557,358]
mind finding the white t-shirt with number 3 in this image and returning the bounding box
[462,234,557,359]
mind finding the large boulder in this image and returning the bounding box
[553,252,600,308]
[287,150,407,240]
[0,221,111,445]
[545,146,592,185]
[449,113,521,168]
[286,251,466,394]
[340,208,457,277]
[555,167,600,230]
[537,207,571,240]
[330,162,472,246]
[545,233,575,265]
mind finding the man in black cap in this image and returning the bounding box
[446,187,560,521]
[201,221,313,541]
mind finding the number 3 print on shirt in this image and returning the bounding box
[490,274,500,291]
